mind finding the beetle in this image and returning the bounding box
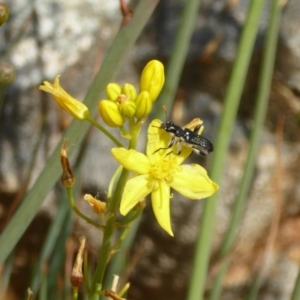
[153,117,214,156]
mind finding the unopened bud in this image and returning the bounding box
[60,140,75,187]
[0,62,15,87]
[122,83,137,101]
[106,83,122,101]
[140,60,165,102]
[70,237,85,288]
[0,3,9,26]
[118,95,136,118]
[99,100,125,127]
[134,91,152,119]
[84,194,106,215]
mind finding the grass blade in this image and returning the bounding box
[187,1,265,299]
[209,0,282,298]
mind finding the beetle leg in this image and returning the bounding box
[153,136,175,154]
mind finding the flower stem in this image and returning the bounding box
[89,168,129,298]
[107,166,123,199]
[66,187,105,230]
[89,120,141,298]
[187,0,265,299]
[86,116,123,147]
[129,119,142,149]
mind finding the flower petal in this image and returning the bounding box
[147,119,192,165]
[147,119,169,159]
[111,148,151,174]
[120,175,152,215]
[170,164,219,199]
[39,75,89,120]
[151,180,173,236]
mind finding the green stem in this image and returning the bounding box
[73,289,79,300]
[120,125,131,140]
[66,187,105,230]
[89,119,141,298]
[99,119,142,292]
[108,166,123,199]
[90,169,129,298]
[129,119,142,149]
[86,116,123,147]
[187,1,265,299]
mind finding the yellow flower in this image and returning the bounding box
[140,60,165,102]
[39,75,89,120]
[111,119,219,236]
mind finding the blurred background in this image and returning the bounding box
[0,0,300,299]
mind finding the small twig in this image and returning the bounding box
[119,0,133,26]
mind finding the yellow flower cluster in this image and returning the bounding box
[39,60,164,128]
[99,60,165,127]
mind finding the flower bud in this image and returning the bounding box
[84,194,106,215]
[60,140,75,188]
[118,95,136,118]
[70,237,85,288]
[140,60,165,102]
[99,100,125,127]
[122,83,137,101]
[106,83,122,101]
[0,3,9,26]
[134,91,152,119]
[39,75,89,120]
[0,62,15,87]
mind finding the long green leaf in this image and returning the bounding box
[0,0,159,264]
[187,0,265,299]
[155,0,203,119]
[30,194,70,293]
